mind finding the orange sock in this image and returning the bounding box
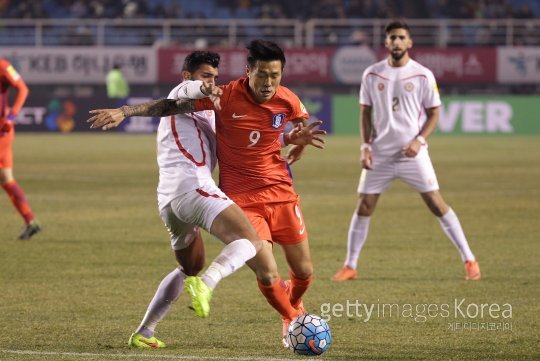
[2,180,34,224]
[257,277,298,320]
[289,272,313,308]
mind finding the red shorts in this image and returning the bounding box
[0,127,14,168]
[230,185,308,245]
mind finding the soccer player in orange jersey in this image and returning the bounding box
[0,58,42,240]
[87,40,325,348]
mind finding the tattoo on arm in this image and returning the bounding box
[120,98,196,117]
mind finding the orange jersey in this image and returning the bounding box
[0,58,29,123]
[195,78,309,199]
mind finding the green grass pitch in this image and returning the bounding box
[1,134,538,360]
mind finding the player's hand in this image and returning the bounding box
[201,82,223,111]
[361,148,373,170]
[87,108,125,130]
[401,140,421,158]
[0,115,15,135]
[286,144,305,165]
[287,120,326,148]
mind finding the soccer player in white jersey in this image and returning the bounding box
[332,19,481,282]
[124,51,263,348]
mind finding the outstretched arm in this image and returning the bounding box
[87,98,196,130]
[87,82,222,131]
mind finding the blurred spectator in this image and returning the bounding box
[1,0,539,19]
[106,64,130,100]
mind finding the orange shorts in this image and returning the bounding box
[0,127,14,168]
[230,186,308,245]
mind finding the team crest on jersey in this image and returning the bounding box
[377,83,385,91]
[272,113,285,129]
[404,82,414,92]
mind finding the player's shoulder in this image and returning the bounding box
[223,77,247,92]
[277,84,300,101]
[408,59,436,78]
[0,58,10,71]
[362,59,387,79]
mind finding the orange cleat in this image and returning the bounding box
[282,280,307,348]
[331,265,358,282]
[465,260,481,280]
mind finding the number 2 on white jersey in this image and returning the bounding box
[248,130,260,147]
[392,96,400,112]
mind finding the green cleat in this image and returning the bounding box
[184,276,213,318]
[128,332,166,349]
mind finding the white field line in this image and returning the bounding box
[0,349,325,361]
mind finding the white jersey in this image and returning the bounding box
[359,58,441,157]
[157,81,218,210]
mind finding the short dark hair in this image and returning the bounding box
[385,19,410,35]
[246,40,286,69]
[182,51,220,73]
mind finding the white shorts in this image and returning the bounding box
[357,148,439,194]
[159,183,234,250]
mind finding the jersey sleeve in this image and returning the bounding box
[194,84,229,112]
[0,59,29,117]
[422,70,441,109]
[359,70,372,106]
[290,96,310,120]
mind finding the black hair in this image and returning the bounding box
[385,19,410,35]
[246,39,286,69]
[182,51,220,73]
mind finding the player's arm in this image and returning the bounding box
[87,82,222,130]
[0,62,29,133]
[360,104,373,169]
[402,106,439,158]
[9,77,29,119]
[284,118,326,165]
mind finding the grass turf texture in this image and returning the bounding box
[1,134,538,360]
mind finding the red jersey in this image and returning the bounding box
[195,78,309,199]
[0,58,29,125]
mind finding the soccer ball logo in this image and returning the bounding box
[287,314,331,356]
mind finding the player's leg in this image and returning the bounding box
[333,162,393,281]
[402,150,479,280]
[0,132,41,239]
[241,206,297,319]
[246,241,300,348]
[174,185,260,317]
[129,206,204,348]
[420,190,480,280]
[200,202,262,289]
[281,240,313,309]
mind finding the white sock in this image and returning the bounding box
[438,208,475,262]
[345,214,371,269]
[201,238,256,289]
[135,267,186,338]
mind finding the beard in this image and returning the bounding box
[390,49,407,61]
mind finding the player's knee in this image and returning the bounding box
[356,202,374,216]
[181,259,204,276]
[292,263,313,280]
[257,270,279,286]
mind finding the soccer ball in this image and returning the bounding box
[287,314,331,356]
